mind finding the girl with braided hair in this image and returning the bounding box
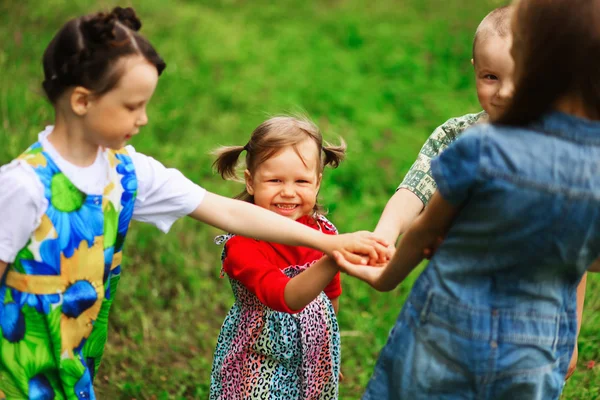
[0,8,388,399]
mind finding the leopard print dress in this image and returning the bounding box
[210,234,340,399]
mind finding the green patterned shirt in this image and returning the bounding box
[398,111,488,205]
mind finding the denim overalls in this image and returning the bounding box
[364,111,600,400]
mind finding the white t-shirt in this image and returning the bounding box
[0,126,206,263]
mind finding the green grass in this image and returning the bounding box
[1,0,599,398]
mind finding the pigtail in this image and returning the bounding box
[322,138,347,169]
[212,145,247,180]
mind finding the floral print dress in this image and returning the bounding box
[0,142,136,400]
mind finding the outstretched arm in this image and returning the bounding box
[374,189,424,245]
[336,192,459,291]
[189,192,389,263]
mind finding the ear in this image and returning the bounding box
[70,86,92,116]
[244,169,255,195]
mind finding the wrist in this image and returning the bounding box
[318,234,336,256]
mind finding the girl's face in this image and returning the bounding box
[245,138,322,221]
[81,55,159,149]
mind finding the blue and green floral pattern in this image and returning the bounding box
[0,143,137,399]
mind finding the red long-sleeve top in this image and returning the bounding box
[222,215,342,313]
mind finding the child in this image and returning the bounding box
[0,9,387,399]
[374,4,584,378]
[210,116,346,399]
[337,0,600,398]
[375,5,514,243]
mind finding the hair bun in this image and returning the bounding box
[112,7,142,31]
[81,12,117,44]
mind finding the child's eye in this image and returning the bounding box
[268,179,281,183]
[297,180,310,184]
[484,74,499,81]
[125,104,138,111]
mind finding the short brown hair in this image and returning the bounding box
[213,115,346,214]
[42,7,165,103]
[472,6,513,61]
[498,0,600,126]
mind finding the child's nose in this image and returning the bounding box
[137,110,149,127]
[498,79,514,99]
[281,184,295,197]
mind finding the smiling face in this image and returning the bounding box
[82,55,159,149]
[245,138,322,221]
[473,34,515,121]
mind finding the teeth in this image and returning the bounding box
[277,204,297,210]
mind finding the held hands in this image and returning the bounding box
[332,249,388,289]
[332,235,443,291]
[324,231,389,266]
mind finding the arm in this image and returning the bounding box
[0,261,7,281]
[588,258,600,272]
[336,192,459,291]
[129,150,388,262]
[374,117,454,244]
[575,273,587,336]
[284,256,340,311]
[374,189,424,244]
[330,297,339,314]
[224,238,338,313]
[566,273,587,379]
[0,163,44,272]
[190,192,388,263]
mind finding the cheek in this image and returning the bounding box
[253,187,275,204]
[476,84,496,103]
[300,187,319,203]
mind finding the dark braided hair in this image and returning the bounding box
[42,6,165,104]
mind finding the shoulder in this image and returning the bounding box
[0,159,45,201]
[222,235,274,266]
[439,111,486,134]
[315,214,338,235]
[224,235,267,253]
[0,159,47,233]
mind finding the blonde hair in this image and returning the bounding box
[473,5,513,61]
[213,115,346,214]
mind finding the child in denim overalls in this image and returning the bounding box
[373,5,586,380]
[337,0,600,398]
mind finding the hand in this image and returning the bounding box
[423,236,444,260]
[332,250,386,289]
[566,344,578,380]
[325,231,389,266]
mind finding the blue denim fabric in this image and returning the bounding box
[364,112,600,400]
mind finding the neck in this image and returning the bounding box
[554,95,597,120]
[47,112,100,167]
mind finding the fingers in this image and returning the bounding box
[372,241,390,264]
[355,231,391,264]
[333,251,364,275]
[339,250,367,265]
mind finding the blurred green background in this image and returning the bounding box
[1,0,598,398]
